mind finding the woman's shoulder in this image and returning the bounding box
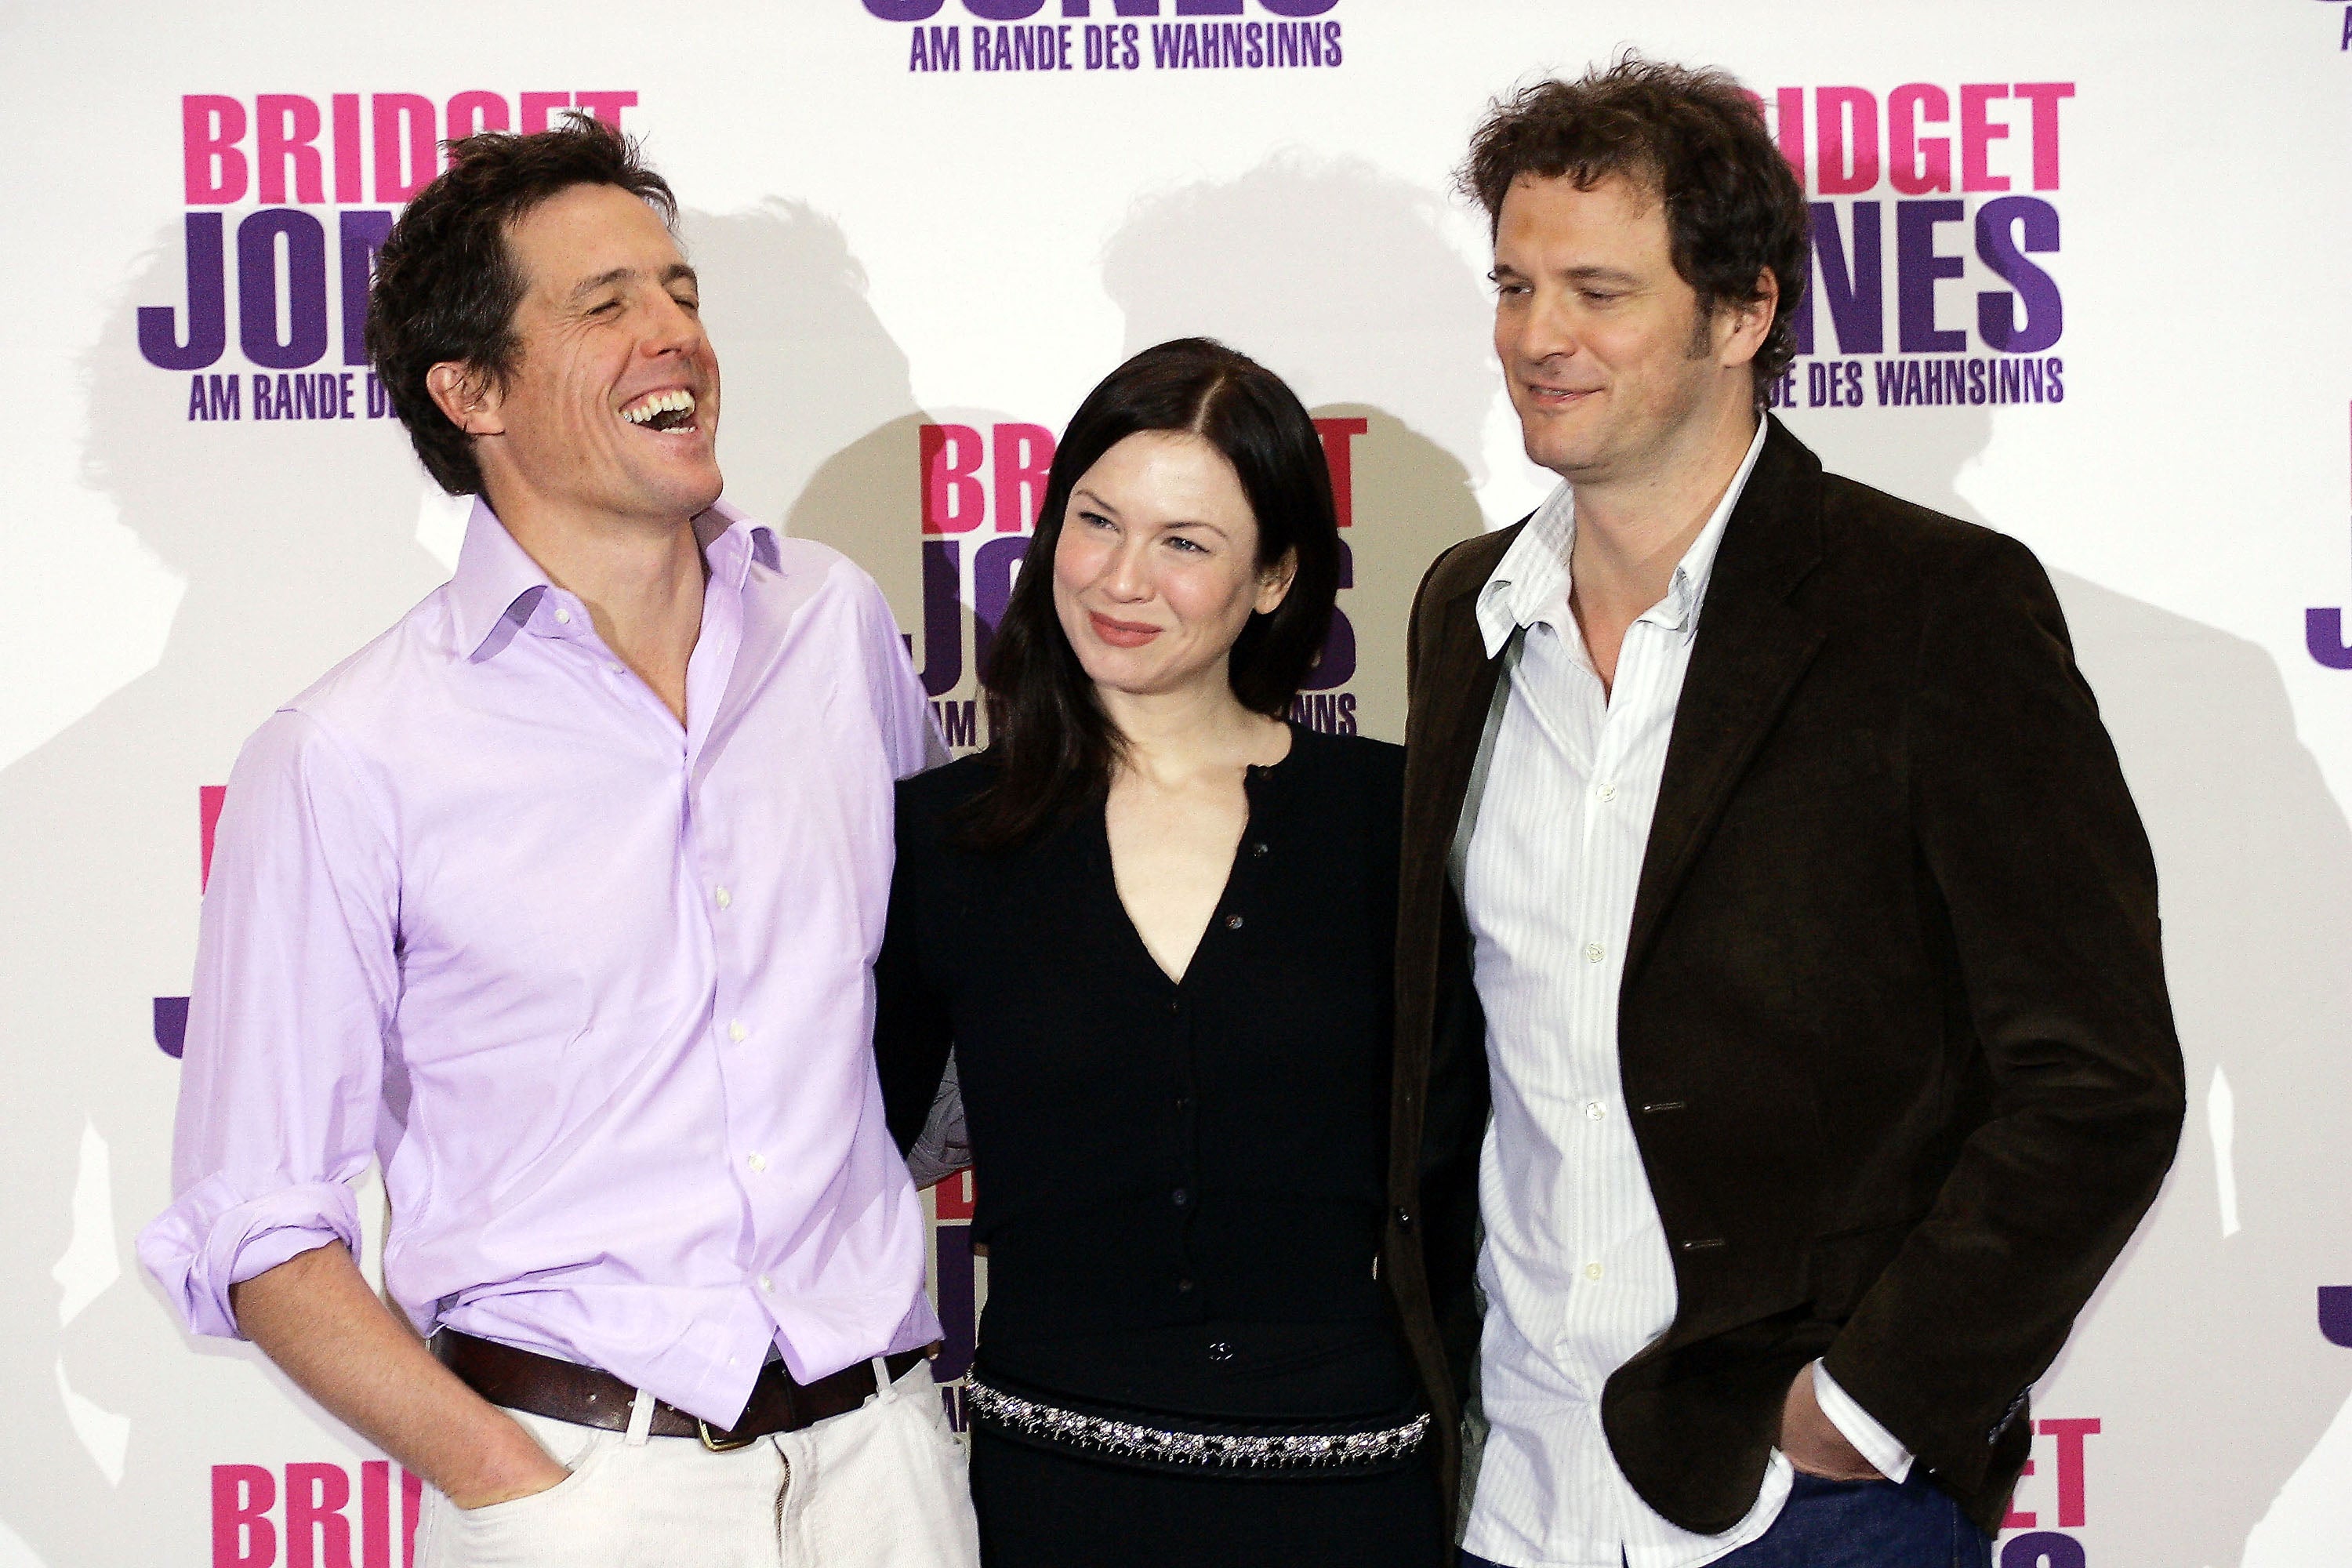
[1279,723,1405,787]
[1270,726,1405,840]
[895,752,998,838]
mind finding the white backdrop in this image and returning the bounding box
[4,3,2350,1564]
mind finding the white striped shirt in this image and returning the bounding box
[1456,421,1907,1568]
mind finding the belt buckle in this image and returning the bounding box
[696,1418,757,1453]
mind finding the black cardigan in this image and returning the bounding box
[875,724,1419,1421]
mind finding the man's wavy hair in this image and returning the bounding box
[1459,55,1809,401]
[365,112,677,495]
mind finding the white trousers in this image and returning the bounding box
[416,1359,981,1568]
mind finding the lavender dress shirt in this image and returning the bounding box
[138,499,945,1428]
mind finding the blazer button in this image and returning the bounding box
[1207,1341,1235,1362]
[1225,914,1244,930]
[1393,1207,1415,1232]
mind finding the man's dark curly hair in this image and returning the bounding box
[365,112,677,495]
[1460,55,1808,401]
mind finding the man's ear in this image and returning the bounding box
[1256,546,1299,616]
[425,361,506,437]
[1719,267,1779,368]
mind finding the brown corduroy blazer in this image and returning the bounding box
[1381,418,2185,1543]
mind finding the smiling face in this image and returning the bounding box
[1051,430,1294,706]
[434,181,722,528]
[1491,171,1762,488]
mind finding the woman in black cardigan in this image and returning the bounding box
[874,338,1443,1567]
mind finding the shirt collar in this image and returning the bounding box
[1475,416,1769,659]
[695,497,782,585]
[448,495,780,659]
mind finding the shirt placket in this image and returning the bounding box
[1589,616,1669,1562]
[564,550,769,1363]
[1565,621,1624,1377]
[1594,616,1679,1316]
[1165,971,1204,1312]
[1511,619,1589,1384]
[679,566,771,1340]
[532,580,769,1374]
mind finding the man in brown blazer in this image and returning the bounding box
[1383,60,2184,1568]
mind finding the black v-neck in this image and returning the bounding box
[1092,722,1304,989]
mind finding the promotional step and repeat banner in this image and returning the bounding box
[4,3,2350,1564]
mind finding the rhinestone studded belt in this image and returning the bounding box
[964,1374,1430,1470]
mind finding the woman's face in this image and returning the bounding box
[1051,430,1294,706]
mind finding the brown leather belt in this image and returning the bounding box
[433,1329,932,1451]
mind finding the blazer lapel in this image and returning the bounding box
[1407,604,1504,848]
[1395,524,1520,1149]
[1399,529,1520,928]
[1624,422,1828,985]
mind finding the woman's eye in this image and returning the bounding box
[1166,535,1207,555]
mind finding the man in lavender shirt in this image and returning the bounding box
[136,116,979,1566]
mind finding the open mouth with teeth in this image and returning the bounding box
[619,388,699,433]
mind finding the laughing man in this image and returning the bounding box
[140,115,979,1568]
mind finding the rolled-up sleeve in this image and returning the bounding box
[137,709,400,1339]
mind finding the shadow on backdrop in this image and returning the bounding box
[0,228,448,1555]
[688,198,1022,701]
[702,162,1506,737]
[1103,153,1499,742]
[1789,404,2352,1567]
[684,200,927,627]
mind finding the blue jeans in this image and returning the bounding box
[1461,1468,1993,1568]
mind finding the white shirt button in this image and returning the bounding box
[746,1152,767,1173]
[554,608,572,625]
[757,1275,773,1292]
[1584,942,1605,964]
[1585,1102,1606,1121]
[728,1355,740,1367]
[1584,1262,1604,1282]
[728,1021,748,1043]
[1596,782,1617,802]
[714,886,732,909]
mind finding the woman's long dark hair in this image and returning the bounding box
[960,337,1341,849]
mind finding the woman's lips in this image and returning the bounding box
[1088,612,1162,648]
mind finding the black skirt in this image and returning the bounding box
[968,1421,1448,1568]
